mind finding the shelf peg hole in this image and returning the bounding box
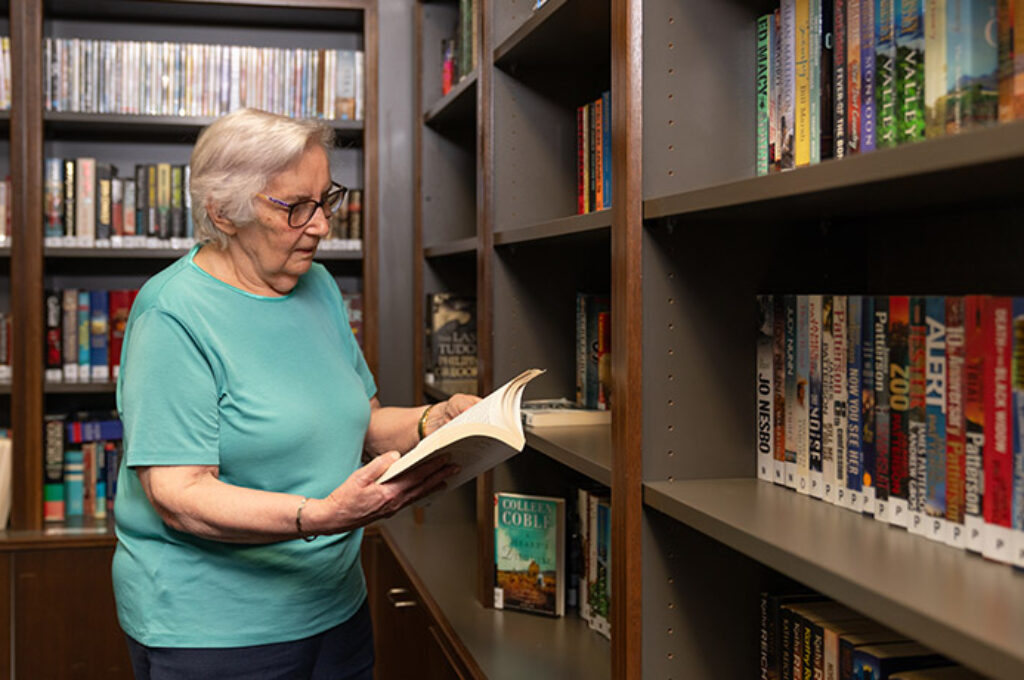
[668,297,674,304]
[668,16,675,23]
[668,476,675,483]
[667,424,674,432]
[668,322,674,330]
[667,577,674,585]
[668,67,675,75]
[668,653,675,660]
[667,450,674,456]
[667,627,674,635]
[668,144,675,151]
[668,93,674,100]
[668,170,675,176]
[668,399,674,406]
[668,42,674,49]
[668,602,675,609]
[668,348,674,355]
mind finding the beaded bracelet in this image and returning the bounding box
[296,496,316,542]
[418,403,437,441]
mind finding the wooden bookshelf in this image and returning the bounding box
[524,424,612,487]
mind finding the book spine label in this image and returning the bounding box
[758,295,776,482]
[874,296,892,521]
[848,0,863,153]
[897,0,927,142]
[832,296,849,506]
[908,297,928,534]
[835,0,849,159]
[809,295,824,497]
[860,296,877,514]
[925,0,948,138]
[983,296,1013,562]
[822,295,837,502]
[758,14,773,176]
[945,296,968,548]
[774,296,789,485]
[785,295,800,489]
[796,0,812,166]
[861,0,878,151]
[925,296,949,542]
[797,295,812,494]
[847,295,864,510]
[964,295,987,552]
[875,0,899,147]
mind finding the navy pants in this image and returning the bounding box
[125,598,374,680]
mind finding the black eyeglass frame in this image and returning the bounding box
[257,181,349,229]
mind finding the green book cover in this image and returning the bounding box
[876,0,900,147]
[494,492,565,617]
[757,13,774,176]
[897,0,927,142]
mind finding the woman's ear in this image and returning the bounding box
[207,201,238,237]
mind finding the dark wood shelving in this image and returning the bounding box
[493,209,610,247]
[0,516,117,550]
[44,0,365,30]
[44,382,116,394]
[644,121,1024,223]
[424,71,477,130]
[423,236,476,259]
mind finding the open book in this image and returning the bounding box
[378,368,544,491]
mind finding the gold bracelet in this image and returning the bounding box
[418,403,436,441]
[296,497,316,542]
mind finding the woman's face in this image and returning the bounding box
[234,144,332,295]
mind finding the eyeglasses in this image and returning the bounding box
[257,181,348,229]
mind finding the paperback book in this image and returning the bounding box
[494,492,565,617]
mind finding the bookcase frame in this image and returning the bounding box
[403,1,1024,679]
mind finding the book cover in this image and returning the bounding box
[924,296,949,542]
[822,295,838,502]
[89,290,109,383]
[62,289,79,383]
[591,497,611,639]
[897,0,927,143]
[76,157,96,241]
[860,296,877,515]
[983,296,1013,563]
[521,399,611,427]
[758,13,775,176]
[601,90,612,206]
[494,492,565,617]
[835,0,849,159]
[809,295,824,497]
[782,0,798,169]
[62,158,76,238]
[832,296,850,506]
[847,295,864,511]
[908,297,929,535]
[796,0,813,166]
[43,414,65,522]
[576,293,610,410]
[95,162,113,241]
[109,289,132,381]
[875,0,899,148]
[44,290,63,383]
[861,0,878,151]
[427,293,478,395]
[925,0,949,138]
[797,295,812,495]
[44,157,63,237]
[1013,298,1024,566]
[758,295,776,482]
[947,0,998,133]
[889,295,912,526]
[77,290,90,381]
[873,296,892,521]
[848,0,864,153]
[851,642,950,678]
[774,295,789,485]
[945,296,968,548]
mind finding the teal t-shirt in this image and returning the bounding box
[112,244,376,648]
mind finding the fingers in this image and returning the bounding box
[355,451,400,485]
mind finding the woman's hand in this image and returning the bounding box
[302,451,459,535]
[421,393,482,437]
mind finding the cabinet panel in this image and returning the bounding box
[13,546,131,679]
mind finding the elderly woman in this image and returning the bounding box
[112,108,474,680]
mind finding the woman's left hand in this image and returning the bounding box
[423,393,481,437]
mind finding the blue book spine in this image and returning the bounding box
[77,291,90,378]
[64,449,84,518]
[860,296,877,514]
[847,295,864,508]
[89,290,109,382]
[601,90,612,206]
[861,0,878,150]
[925,296,949,541]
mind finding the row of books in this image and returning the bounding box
[45,288,137,385]
[424,292,479,395]
[0,177,12,244]
[576,91,612,215]
[341,291,365,349]
[754,0,1021,175]
[43,412,123,522]
[0,37,10,111]
[761,592,983,679]
[440,0,479,97]
[0,430,9,529]
[755,294,1024,569]
[493,488,611,640]
[42,158,364,246]
[44,38,365,121]
[576,292,611,411]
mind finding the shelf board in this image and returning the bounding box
[0,516,116,550]
[643,478,1024,680]
[45,0,364,30]
[644,121,1024,223]
[44,112,364,145]
[494,209,611,247]
[424,71,478,130]
[525,423,611,486]
[45,382,116,394]
[382,500,610,680]
[494,0,609,74]
[424,236,477,259]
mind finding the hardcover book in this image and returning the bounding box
[846,295,864,511]
[873,296,892,522]
[45,290,63,383]
[897,0,927,142]
[758,295,776,482]
[963,295,986,553]
[89,290,109,383]
[908,297,929,535]
[924,296,949,542]
[889,295,912,526]
[945,297,968,548]
[494,492,565,617]
[982,296,1013,563]
[379,369,543,493]
[925,0,949,138]
[875,0,899,148]
[62,289,78,383]
[426,293,478,395]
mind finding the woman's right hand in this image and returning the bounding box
[303,452,458,536]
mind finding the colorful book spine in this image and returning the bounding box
[947,0,999,133]
[809,0,825,164]
[861,0,878,151]
[62,289,78,383]
[43,415,65,521]
[860,296,877,515]
[831,296,849,506]
[997,0,1015,122]
[64,449,84,519]
[809,295,825,498]
[964,295,987,552]
[786,295,800,489]
[577,104,588,214]
[822,296,838,503]
[847,295,864,511]
[925,0,949,138]
[797,295,812,495]
[44,290,63,383]
[796,0,813,166]
[945,296,968,549]
[875,0,899,148]
[896,0,927,142]
[601,90,611,206]
[758,295,776,482]
[758,14,775,176]
[782,0,798,170]
[594,96,604,211]
[77,290,90,381]
[44,158,63,237]
[888,311,911,527]
[873,296,892,522]
[908,297,928,535]
[983,296,1013,563]
[1015,0,1024,117]
[819,0,835,160]
[848,0,864,153]
[1012,298,1024,567]
[774,295,789,485]
[773,9,785,171]
[89,290,109,383]
[924,296,949,542]
[835,0,849,159]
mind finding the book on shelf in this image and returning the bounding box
[589,495,611,639]
[44,412,123,523]
[378,369,543,492]
[851,641,951,678]
[576,292,610,410]
[576,92,612,214]
[425,292,478,395]
[493,491,565,617]
[0,432,9,529]
[521,398,612,427]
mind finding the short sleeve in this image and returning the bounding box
[119,309,221,467]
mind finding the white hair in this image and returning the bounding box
[189,108,335,249]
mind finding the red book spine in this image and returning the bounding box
[945,297,967,531]
[577,105,585,215]
[108,290,131,380]
[984,297,1013,532]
